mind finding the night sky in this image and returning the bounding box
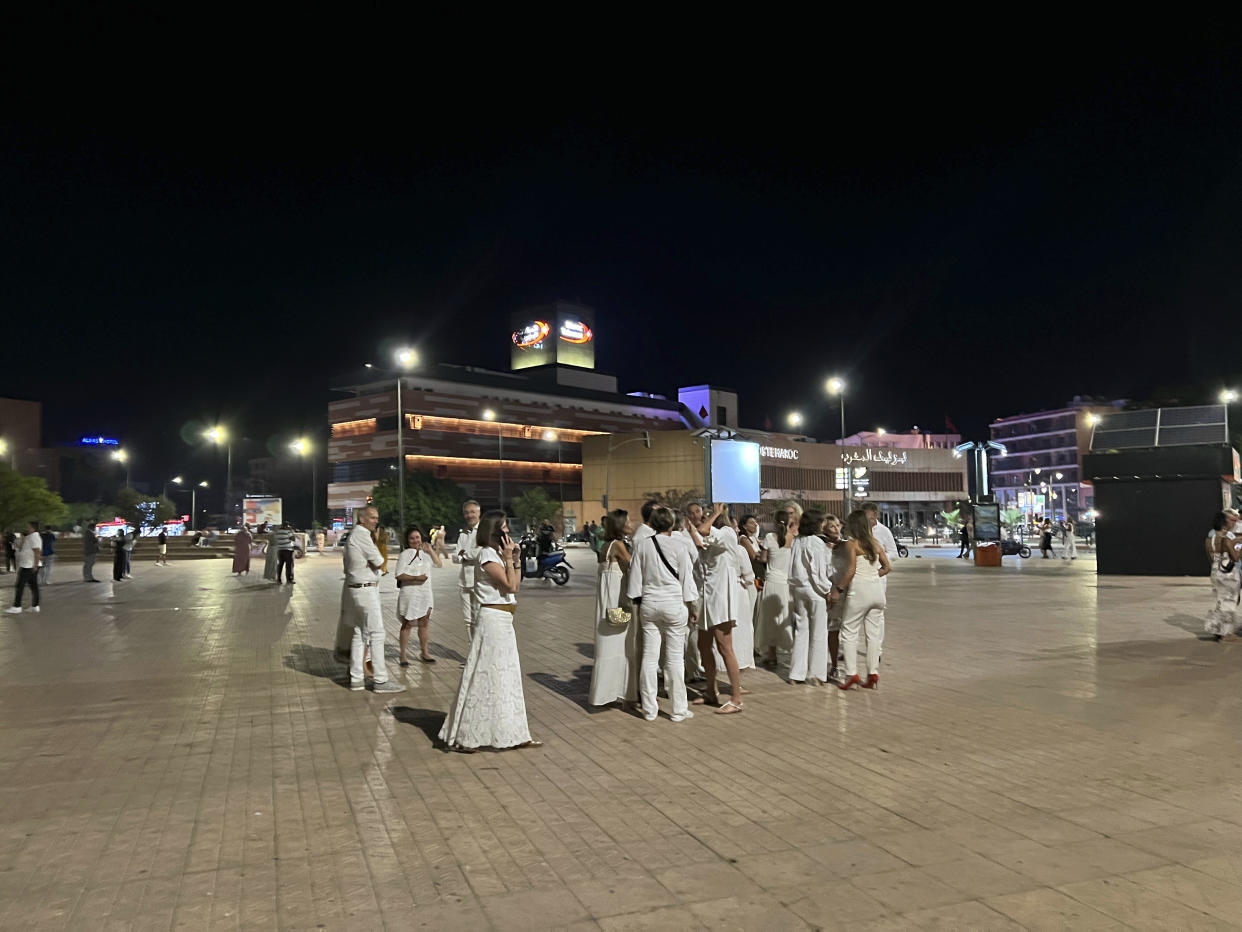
[4,25,1241,498]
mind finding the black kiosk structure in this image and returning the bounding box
[1083,405,1238,576]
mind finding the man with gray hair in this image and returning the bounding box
[453,499,481,640]
[343,506,404,693]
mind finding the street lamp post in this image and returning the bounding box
[827,377,846,513]
[543,430,563,521]
[483,408,504,511]
[112,449,130,488]
[205,427,231,520]
[366,347,417,525]
[165,475,182,498]
[192,481,208,530]
[290,438,316,527]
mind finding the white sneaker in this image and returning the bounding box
[670,711,694,723]
[5,607,20,614]
[30,606,39,613]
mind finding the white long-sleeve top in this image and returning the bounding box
[344,527,383,585]
[627,533,699,605]
[789,534,834,597]
[871,521,899,562]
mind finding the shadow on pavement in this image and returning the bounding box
[284,644,346,680]
[391,706,446,744]
[528,666,602,712]
[575,641,594,659]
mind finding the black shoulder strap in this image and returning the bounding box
[651,536,679,580]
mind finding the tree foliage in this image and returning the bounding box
[113,488,177,530]
[369,470,468,532]
[511,488,560,529]
[65,501,115,527]
[0,467,69,532]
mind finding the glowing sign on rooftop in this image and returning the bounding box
[559,319,593,344]
[512,320,550,349]
[80,436,120,446]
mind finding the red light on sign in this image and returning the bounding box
[512,320,550,348]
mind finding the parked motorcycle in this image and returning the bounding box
[1000,539,1032,559]
[896,543,909,558]
[519,529,573,585]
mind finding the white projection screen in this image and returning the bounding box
[710,440,761,503]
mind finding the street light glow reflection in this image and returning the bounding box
[826,376,845,395]
[787,412,803,428]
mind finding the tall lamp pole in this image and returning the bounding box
[483,409,504,511]
[290,438,316,527]
[543,430,563,521]
[827,377,847,513]
[366,347,417,525]
[205,427,231,521]
[112,449,130,488]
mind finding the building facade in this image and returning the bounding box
[989,397,1125,522]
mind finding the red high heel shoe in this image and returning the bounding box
[861,673,879,690]
[838,674,861,690]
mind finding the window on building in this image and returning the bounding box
[331,418,377,438]
[716,405,727,426]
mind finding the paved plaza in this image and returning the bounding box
[1,547,1241,930]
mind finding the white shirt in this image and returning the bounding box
[627,533,699,605]
[871,521,898,562]
[790,534,834,596]
[17,532,40,570]
[454,526,479,588]
[344,526,383,585]
[763,531,793,576]
[632,523,655,550]
[395,547,431,581]
[474,546,516,605]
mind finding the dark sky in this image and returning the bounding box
[4,23,1241,496]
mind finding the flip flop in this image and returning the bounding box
[692,695,720,706]
[716,701,745,715]
[420,656,437,664]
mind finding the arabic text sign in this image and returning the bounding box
[841,448,909,467]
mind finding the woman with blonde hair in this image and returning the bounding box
[692,503,747,714]
[837,509,892,690]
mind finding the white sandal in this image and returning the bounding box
[716,701,744,715]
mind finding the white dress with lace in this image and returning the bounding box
[588,540,634,705]
[438,547,533,749]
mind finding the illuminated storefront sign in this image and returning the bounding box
[80,436,120,446]
[559,319,593,343]
[511,320,551,349]
[760,446,799,460]
[842,448,909,466]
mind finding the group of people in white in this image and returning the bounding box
[589,498,897,722]
[333,495,897,752]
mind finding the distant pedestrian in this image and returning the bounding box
[156,528,169,566]
[316,529,326,554]
[1062,519,1077,560]
[232,525,253,575]
[112,529,127,581]
[82,524,100,582]
[274,521,297,583]
[3,532,14,573]
[1039,519,1055,559]
[7,521,42,614]
[262,525,279,581]
[122,529,135,577]
[39,528,55,584]
[957,519,971,559]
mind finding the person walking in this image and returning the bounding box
[1039,518,1055,558]
[274,521,297,584]
[6,521,42,614]
[156,528,169,566]
[344,505,404,693]
[3,531,15,574]
[789,510,833,685]
[837,510,892,690]
[38,527,55,584]
[82,524,100,582]
[112,528,128,581]
[627,505,699,722]
[1062,518,1078,560]
[262,525,279,581]
[588,509,635,708]
[453,500,481,640]
[1206,510,1240,641]
[395,525,443,665]
[122,528,136,577]
[231,524,253,575]
[957,518,971,559]
[439,510,540,751]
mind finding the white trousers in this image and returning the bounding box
[459,586,479,641]
[841,575,886,677]
[790,586,829,682]
[346,585,388,684]
[640,602,689,719]
[1063,535,1077,558]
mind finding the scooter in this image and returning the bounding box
[1000,538,1032,559]
[519,532,573,585]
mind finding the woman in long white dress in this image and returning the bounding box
[757,502,800,666]
[396,525,444,665]
[439,511,542,752]
[713,515,755,676]
[738,515,763,658]
[589,509,635,707]
[692,504,747,714]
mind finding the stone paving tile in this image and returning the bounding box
[3,552,1242,928]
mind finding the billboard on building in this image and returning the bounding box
[243,496,282,527]
[510,303,596,371]
[710,440,761,503]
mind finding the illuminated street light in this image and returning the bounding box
[1220,389,1237,404]
[481,409,503,508]
[205,427,232,519]
[290,438,317,527]
[825,377,847,510]
[1086,413,1101,426]
[1055,472,1063,480]
[543,430,563,516]
[482,408,496,421]
[112,449,130,488]
[876,427,886,436]
[787,412,804,428]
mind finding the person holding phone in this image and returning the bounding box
[396,525,444,665]
[439,510,542,752]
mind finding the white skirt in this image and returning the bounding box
[712,579,755,671]
[397,582,434,620]
[438,607,533,750]
[589,564,634,705]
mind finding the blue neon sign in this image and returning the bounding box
[80,436,120,446]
